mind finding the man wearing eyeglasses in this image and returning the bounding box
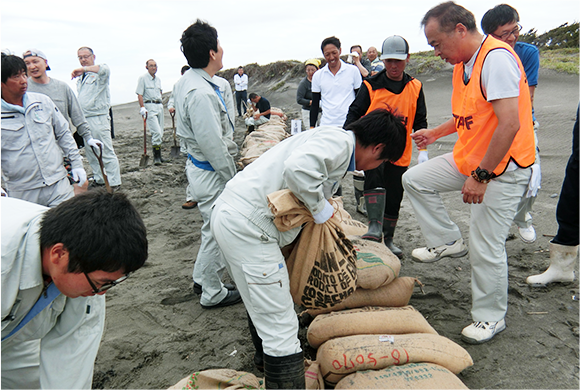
[1,189,148,389]
[72,47,122,190]
[482,4,541,245]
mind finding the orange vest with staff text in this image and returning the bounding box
[451,36,535,176]
[364,78,422,167]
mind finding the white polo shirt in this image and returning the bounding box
[311,60,362,127]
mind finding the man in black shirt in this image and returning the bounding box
[245,92,271,132]
[344,35,428,258]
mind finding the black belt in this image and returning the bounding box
[144,100,162,104]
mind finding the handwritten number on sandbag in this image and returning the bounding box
[331,349,409,371]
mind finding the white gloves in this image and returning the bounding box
[525,163,542,198]
[72,167,87,187]
[87,138,103,149]
[140,107,147,117]
[313,199,334,224]
[418,150,429,164]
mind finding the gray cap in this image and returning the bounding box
[379,36,409,60]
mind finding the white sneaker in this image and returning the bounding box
[518,225,536,243]
[461,319,506,344]
[411,238,468,263]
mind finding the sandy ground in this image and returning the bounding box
[89,68,579,389]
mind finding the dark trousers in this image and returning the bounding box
[364,161,408,219]
[236,90,247,116]
[553,108,579,246]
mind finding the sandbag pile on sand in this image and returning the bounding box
[238,108,289,169]
[303,235,419,317]
[306,307,472,388]
[295,223,471,388]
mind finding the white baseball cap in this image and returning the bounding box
[23,49,51,70]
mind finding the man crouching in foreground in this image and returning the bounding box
[211,108,407,388]
[1,189,148,389]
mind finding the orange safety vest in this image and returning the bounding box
[364,78,422,167]
[451,36,535,176]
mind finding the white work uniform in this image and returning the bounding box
[211,126,355,356]
[184,75,234,204]
[1,197,105,389]
[77,64,122,186]
[136,72,164,146]
[173,68,237,306]
[1,93,80,207]
[311,60,362,127]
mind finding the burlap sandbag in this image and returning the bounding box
[307,306,438,348]
[167,369,263,389]
[267,190,357,309]
[331,197,368,236]
[334,362,469,389]
[304,276,419,317]
[238,121,290,169]
[349,236,401,289]
[238,115,289,169]
[316,333,473,386]
[305,359,325,390]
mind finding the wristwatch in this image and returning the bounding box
[471,167,495,184]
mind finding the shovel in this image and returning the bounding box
[170,112,180,158]
[139,113,149,167]
[91,144,113,193]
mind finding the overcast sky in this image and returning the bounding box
[2,0,578,105]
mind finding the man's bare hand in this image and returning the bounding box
[411,129,436,150]
[71,68,84,79]
[461,176,488,204]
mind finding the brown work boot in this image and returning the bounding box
[182,201,198,209]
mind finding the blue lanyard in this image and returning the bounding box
[2,283,61,341]
[212,84,235,133]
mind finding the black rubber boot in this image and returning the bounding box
[264,351,305,389]
[247,315,264,372]
[153,145,162,165]
[353,175,367,216]
[361,188,386,242]
[383,217,403,258]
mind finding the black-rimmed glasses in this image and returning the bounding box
[492,23,522,40]
[84,272,130,294]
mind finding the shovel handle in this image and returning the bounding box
[91,144,112,193]
[143,113,148,155]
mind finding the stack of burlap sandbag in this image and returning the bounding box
[238,107,289,169]
[307,306,472,389]
[268,188,423,315]
[268,192,473,389]
[296,221,472,388]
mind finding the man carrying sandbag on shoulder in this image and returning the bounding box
[211,108,407,389]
